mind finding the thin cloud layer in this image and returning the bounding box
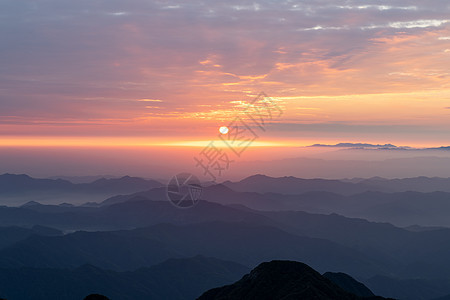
[0,0,449,143]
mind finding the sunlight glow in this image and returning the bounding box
[0,137,291,148]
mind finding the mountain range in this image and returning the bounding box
[1,199,450,298]
[0,173,162,205]
[94,176,450,227]
[1,173,450,299]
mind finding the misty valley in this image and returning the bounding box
[0,173,449,299]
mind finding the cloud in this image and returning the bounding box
[0,0,450,143]
[387,19,449,29]
[138,99,163,102]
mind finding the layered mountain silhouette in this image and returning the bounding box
[2,173,450,299]
[224,174,450,195]
[0,221,387,277]
[0,256,248,300]
[0,173,162,205]
[6,173,450,227]
[2,199,450,283]
[95,175,450,227]
[198,260,390,300]
[223,174,369,195]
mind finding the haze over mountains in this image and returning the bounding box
[2,0,449,296]
[229,155,450,179]
[4,143,450,181]
[19,172,448,227]
[217,143,450,179]
[5,172,450,200]
[0,173,162,205]
[1,172,450,299]
[308,143,450,151]
[5,173,450,227]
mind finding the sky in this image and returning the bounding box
[1,0,450,178]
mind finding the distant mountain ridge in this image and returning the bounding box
[95,181,450,227]
[310,143,398,148]
[228,156,450,179]
[0,173,163,205]
[223,174,450,195]
[7,173,450,206]
[0,173,162,193]
[308,142,450,151]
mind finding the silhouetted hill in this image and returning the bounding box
[198,260,390,300]
[324,272,375,297]
[0,256,249,300]
[84,295,109,300]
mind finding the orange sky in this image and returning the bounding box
[1,1,450,177]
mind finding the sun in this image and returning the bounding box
[219,126,229,134]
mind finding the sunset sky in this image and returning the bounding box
[1,0,450,177]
